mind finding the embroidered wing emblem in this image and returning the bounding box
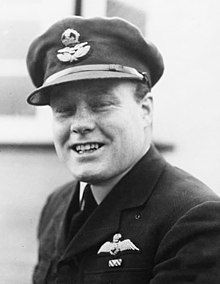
[57,28,90,63]
[97,233,140,256]
[98,241,116,255]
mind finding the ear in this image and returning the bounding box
[140,95,153,127]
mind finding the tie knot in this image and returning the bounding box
[81,184,97,214]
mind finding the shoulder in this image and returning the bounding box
[47,180,77,207]
[150,163,220,279]
[158,161,219,205]
[147,160,220,240]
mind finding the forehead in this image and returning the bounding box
[49,79,137,105]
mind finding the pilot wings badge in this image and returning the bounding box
[97,233,140,256]
[57,28,91,63]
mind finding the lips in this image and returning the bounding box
[72,142,104,154]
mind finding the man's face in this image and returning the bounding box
[50,79,152,185]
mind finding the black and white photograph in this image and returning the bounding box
[1,0,220,283]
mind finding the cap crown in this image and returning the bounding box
[26,16,164,105]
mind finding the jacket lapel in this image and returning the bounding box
[54,182,79,258]
[60,145,166,261]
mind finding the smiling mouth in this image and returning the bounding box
[72,142,104,154]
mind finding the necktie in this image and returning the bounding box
[80,184,97,214]
[66,184,97,244]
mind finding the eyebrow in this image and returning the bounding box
[88,90,121,104]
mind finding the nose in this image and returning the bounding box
[70,104,95,135]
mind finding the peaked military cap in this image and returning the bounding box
[26,16,164,105]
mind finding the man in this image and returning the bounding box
[26,16,220,284]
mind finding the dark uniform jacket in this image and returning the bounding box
[33,145,220,284]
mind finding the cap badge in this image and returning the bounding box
[57,28,90,63]
[97,233,140,256]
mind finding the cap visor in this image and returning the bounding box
[27,70,142,105]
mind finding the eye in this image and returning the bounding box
[94,101,111,107]
[53,106,75,117]
[90,99,116,111]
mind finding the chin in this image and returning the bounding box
[68,166,107,183]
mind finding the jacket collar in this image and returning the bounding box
[59,144,166,261]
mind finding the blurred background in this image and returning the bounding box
[0,0,220,283]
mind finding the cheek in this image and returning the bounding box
[118,114,146,151]
[52,119,70,147]
[123,110,144,135]
[109,114,144,147]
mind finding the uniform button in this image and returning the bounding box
[135,213,141,220]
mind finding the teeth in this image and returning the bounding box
[74,143,101,153]
[76,145,80,151]
[85,144,90,150]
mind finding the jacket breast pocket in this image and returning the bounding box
[83,246,153,283]
[83,267,152,284]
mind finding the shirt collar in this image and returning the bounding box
[79,181,87,204]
